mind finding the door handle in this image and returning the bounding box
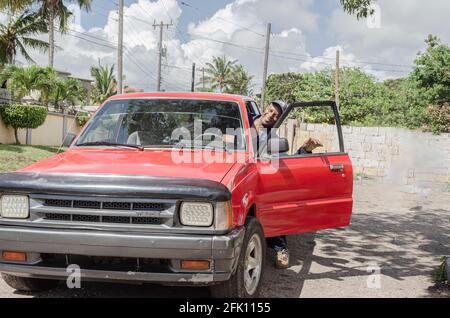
[329,164,344,171]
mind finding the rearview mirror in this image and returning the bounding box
[267,138,290,155]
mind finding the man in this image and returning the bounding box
[252,100,322,269]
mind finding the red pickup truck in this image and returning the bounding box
[0,92,353,297]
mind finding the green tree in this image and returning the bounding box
[203,56,237,93]
[340,0,375,18]
[226,64,254,96]
[410,35,450,133]
[0,104,47,144]
[0,64,57,103]
[411,35,450,105]
[51,77,87,110]
[0,11,49,65]
[90,62,116,105]
[0,0,92,67]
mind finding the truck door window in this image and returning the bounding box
[270,104,343,157]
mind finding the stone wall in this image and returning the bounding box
[286,122,450,193]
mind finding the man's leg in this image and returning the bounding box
[267,236,288,251]
[267,236,290,269]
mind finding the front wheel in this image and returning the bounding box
[210,217,266,298]
[1,273,59,292]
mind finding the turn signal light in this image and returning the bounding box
[181,260,210,270]
[2,251,27,262]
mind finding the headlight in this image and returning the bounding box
[180,202,213,227]
[0,195,29,219]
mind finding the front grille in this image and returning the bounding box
[44,199,165,211]
[73,200,101,209]
[45,199,72,207]
[44,213,162,225]
[45,213,71,221]
[72,214,101,222]
[36,196,174,227]
[103,202,131,210]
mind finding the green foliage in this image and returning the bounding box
[52,77,87,110]
[0,10,49,65]
[411,36,450,133]
[411,35,450,105]
[427,103,450,134]
[266,35,450,133]
[226,64,254,96]
[200,56,254,96]
[0,104,47,128]
[432,257,448,285]
[0,64,57,103]
[202,56,237,93]
[90,62,117,105]
[75,111,90,127]
[0,104,47,144]
[340,0,375,19]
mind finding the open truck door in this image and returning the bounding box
[256,101,353,238]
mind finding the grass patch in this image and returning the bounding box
[0,144,64,173]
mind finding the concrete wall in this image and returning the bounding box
[284,122,450,192]
[0,112,83,146]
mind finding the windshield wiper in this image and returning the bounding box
[76,141,144,151]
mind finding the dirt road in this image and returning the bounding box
[1,179,449,298]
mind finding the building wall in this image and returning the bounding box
[0,112,83,146]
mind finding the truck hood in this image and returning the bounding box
[19,148,247,184]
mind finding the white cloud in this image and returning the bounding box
[327,0,450,78]
[9,0,450,94]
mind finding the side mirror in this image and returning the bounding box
[267,137,290,155]
[63,133,76,147]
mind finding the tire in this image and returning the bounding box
[210,217,266,298]
[1,273,59,292]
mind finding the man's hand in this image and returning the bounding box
[302,138,323,153]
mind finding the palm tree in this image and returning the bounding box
[0,0,92,67]
[227,64,254,96]
[203,56,237,93]
[52,77,87,110]
[90,62,116,105]
[0,64,57,102]
[0,11,49,65]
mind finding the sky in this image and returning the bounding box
[1,0,449,93]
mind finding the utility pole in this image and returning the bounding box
[191,63,196,92]
[335,49,340,111]
[260,23,271,110]
[202,67,205,90]
[153,21,173,91]
[117,0,124,94]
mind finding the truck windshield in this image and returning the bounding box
[76,99,246,151]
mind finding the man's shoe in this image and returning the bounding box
[275,249,290,269]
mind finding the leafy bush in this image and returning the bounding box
[426,103,450,134]
[265,35,449,134]
[76,111,90,127]
[0,104,47,144]
[432,256,448,286]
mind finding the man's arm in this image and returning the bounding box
[297,137,323,154]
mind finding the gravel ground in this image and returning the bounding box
[1,179,449,298]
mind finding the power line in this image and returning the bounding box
[62,29,157,84]
[269,49,414,69]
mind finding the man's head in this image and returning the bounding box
[260,100,287,128]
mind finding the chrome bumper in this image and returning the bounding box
[0,226,245,285]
